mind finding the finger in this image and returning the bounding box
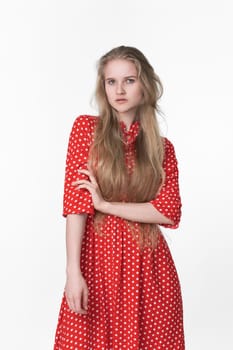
[88,173,98,186]
[75,181,96,190]
[67,294,82,314]
[71,181,79,186]
[76,184,95,192]
[78,169,90,175]
[78,169,98,186]
[72,181,92,189]
[65,291,80,313]
[66,297,76,312]
[74,296,87,314]
[74,179,92,186]
[72,176,90,186]
[82,288,89,311]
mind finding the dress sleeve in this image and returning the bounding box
[62,115,95,217]
[149,138,182,228]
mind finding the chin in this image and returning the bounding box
[114,106,132,113]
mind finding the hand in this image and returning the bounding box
[65,272,89,314]
[72,165,107,212]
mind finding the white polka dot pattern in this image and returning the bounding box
[62,115,96,217]
[54,115,185,349]
[149,138,182,228]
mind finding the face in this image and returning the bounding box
[103,59,144,121]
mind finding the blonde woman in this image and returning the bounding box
[53,46,185,349]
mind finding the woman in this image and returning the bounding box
[53,45,185,349]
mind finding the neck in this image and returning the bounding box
[117,114,137,131]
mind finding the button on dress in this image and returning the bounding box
[53,115,185,350]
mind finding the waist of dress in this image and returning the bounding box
[92,211,163,231]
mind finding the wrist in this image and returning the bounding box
[99,200,111,214]
[66,264,82,276]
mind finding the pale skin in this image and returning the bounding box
[64,59,173,314]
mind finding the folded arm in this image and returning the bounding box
[75,138,181,228]
[100,201,174,225]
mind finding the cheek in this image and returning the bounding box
[133,84,144,100]
[136,88,144,101]
[105,87,113,102]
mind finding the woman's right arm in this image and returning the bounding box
[64,213,89,314]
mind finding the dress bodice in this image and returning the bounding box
[119,120,140,175]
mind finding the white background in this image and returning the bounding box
[0,1,233,349]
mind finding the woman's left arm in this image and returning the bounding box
[74,138,181,227]
[100,201,174,225]
[101,138,181,226]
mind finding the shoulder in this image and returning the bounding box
[69,114,99,139]
[72,114,99,130]
[66,115,99,148]
[162,137,175,153]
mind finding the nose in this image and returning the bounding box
[116,82,125,95]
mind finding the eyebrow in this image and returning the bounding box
[105,75,138,81]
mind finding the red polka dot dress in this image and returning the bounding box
[53,115,185,350]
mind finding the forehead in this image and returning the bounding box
[104,59,138,78]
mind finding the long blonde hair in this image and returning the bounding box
[89,45,165,251]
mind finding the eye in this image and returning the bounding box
[126,78,135,84]
[106,79,115,85]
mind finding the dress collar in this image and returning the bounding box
[119,119,140,144]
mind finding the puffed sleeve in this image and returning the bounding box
[62,115,95,217]
[149,138,182,228]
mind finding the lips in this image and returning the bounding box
[115,99,127,103]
